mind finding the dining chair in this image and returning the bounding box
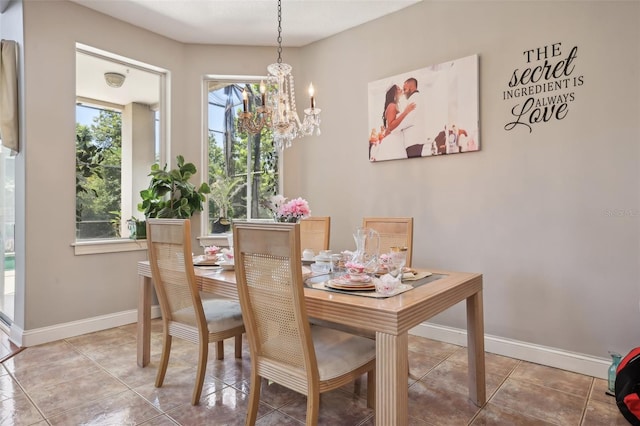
[233,221,376,426]
[146,218,245,406]
[299,216,330,254]
[362,216,414,267]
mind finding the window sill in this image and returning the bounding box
[72,238,148,255]
[198,234,229,248]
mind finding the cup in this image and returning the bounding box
[388,247,407,280]
[315,250,331,265]
[319,249,332,258]
[310,262,331,275]
[330,253,344,274]
[302,248,315,260]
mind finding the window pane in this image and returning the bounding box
[75,105,122,239]
[206,81,280,233]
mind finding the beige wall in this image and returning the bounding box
[17,0,276,333]
[291,0,640,359]
[10,0,640,369]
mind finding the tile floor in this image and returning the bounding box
[0,320,630,425]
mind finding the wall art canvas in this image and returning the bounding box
[368,54,480,162]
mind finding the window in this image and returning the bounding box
[205,79,280,233]
[0,145,15,324]
[75,45,165,246]
[75,103,122,239]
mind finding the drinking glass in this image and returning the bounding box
[352,227,380,278]
[387,247,407,281]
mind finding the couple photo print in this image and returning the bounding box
[368,54,480,162]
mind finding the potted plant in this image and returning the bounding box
[130,155,210,239]
[208,173,245,233]
[127,217,147,240]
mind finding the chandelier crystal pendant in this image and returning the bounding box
[237,0,321,150]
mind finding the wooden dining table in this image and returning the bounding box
[137,261,486,425]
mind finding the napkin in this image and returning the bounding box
[302,266,312,279]
[402,271,432,281]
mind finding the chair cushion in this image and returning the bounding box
[172,296,243,333]
[311,325,376,381]
[203,299,244,333]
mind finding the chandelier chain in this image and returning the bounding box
[238,0,321,146]
[276,0,283,64]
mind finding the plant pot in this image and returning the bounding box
[127,220,146,240]
[212,217,231,234]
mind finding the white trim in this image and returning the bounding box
[8,314,609,379]
[204,74,268,83]
[197,234,229,248]
[409,322,609,380]
[72,239,148,255]
[76,43,167,74]
[12,306,161,347]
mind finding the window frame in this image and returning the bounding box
[200,75,283,237]
[73,44,168,255]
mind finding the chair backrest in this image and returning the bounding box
[362,217,414,267]
[146,218,206,330]
[299,216,330,253]
[233,222,319,393]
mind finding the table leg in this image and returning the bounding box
[375,331,408,426]
[466,289,486,406]
[137,274,152,367]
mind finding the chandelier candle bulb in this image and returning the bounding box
[260,80,266,106]
[308,83,315,109]
[242,89,248,112]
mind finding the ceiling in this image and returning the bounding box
[74,0,420,107]
[70,0,421,47]
[76,50,162,107]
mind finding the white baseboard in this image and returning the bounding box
[10,306,162,347]
[8,313,608,380]
[409,322,609,380]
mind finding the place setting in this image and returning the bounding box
[325,268,376,291]
[193,245,235,271]
[305,228,423,298]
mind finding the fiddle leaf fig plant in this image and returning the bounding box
[138,155,211,219]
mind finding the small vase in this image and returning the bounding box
[127,219,146,240]
[276,216,298,223]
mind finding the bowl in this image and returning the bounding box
[348,272,369,282]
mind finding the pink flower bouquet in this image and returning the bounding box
[264,194,311,223]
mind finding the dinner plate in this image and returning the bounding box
[196,266,222,271]
[219,262,235,271]
[194,257,219,266]
[326,280,375,291]
[332,274,371,285]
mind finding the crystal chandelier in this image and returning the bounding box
[237,0,321,150]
